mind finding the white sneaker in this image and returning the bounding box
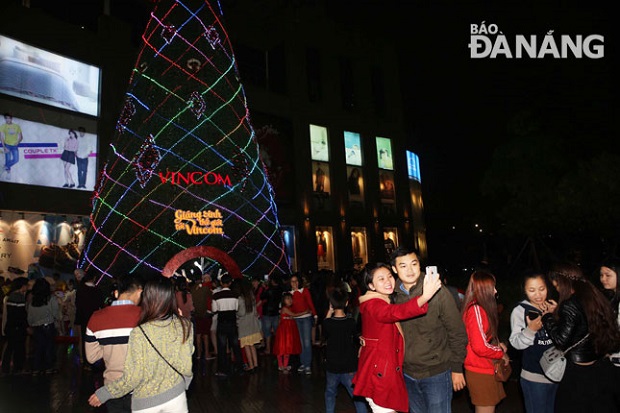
[297,365,305,373]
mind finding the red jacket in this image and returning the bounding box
[290,288,316,316]
[352,292,428,412]
[463,303,504,375]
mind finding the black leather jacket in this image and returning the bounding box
[542,295,598,363]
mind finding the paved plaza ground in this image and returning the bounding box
[0,341,526,413]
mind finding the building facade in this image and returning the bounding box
[0,0,426,277]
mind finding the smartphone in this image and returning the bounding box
[425,266,439,282]
[527,310,540,320]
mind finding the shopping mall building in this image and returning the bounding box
[0,0,426,279]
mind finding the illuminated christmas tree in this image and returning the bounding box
[80,0,289,281]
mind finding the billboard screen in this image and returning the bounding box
[376,137,393,170]
[309,124,329,162]
[0,35,100,117]
[0,114,98,191]
[407,150,421,182]
[344,130,362,166]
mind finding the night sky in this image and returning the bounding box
[23,0,617,264]
[367,1,616,250]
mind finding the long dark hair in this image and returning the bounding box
[235,278,255,313]
[139,276,191,343]
[600,257,620,311]
[549,262,620,355]
[462,271,499,344]
[31,278,51,307]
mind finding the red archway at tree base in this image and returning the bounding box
[162,246,242,279]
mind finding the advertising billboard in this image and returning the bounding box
[0,35,100,117]
[407,150,421,182]
[376,137,393,170]
[309,124,329,162]
[0,114,97,190]
[344,130,362,166]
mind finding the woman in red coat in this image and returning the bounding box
[462,271,509,413]
[353,263,442,412]
[290,273,317,374]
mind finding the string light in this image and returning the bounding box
[80,0,289,283]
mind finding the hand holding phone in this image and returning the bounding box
[425,266,439,283]
[527,310,540,320]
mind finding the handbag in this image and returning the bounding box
[494,359,512,382]
[539,333,590,383]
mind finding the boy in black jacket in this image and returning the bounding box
[323,287,367,413]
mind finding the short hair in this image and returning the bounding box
[82,271,97,282]
[10,277,29,292]
[116,273,144,295]
[78,126,86,133]
[220,274,232,285]
[328,288,349,310]
[390,245,420,267]
[3,113,12,118]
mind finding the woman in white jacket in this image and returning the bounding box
[509,271,557,413]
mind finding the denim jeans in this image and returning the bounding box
[520,377,558,413]
[4,144,19,170]
[261,315,279,339]
[295,316,313,368]
[325,371,368,413]
[76,156,88,187]
[405,369,452,413]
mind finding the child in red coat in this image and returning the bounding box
[353,263,442,412]
[272,292,306,372]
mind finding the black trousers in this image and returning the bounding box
[216,323,242,374]
[555,358,620,413]
[1,326,27,373]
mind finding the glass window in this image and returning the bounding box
[383,227,399,262]
[347,166,364,208]
[316,226,335,271]
[380,170,396,217]
[350,227,368,271]
[280,226,297,272]
[312,161,330,194]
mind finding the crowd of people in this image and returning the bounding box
[1,251,620,413]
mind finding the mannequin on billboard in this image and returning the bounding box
[315,163,326,193]
[317,232,327,263]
